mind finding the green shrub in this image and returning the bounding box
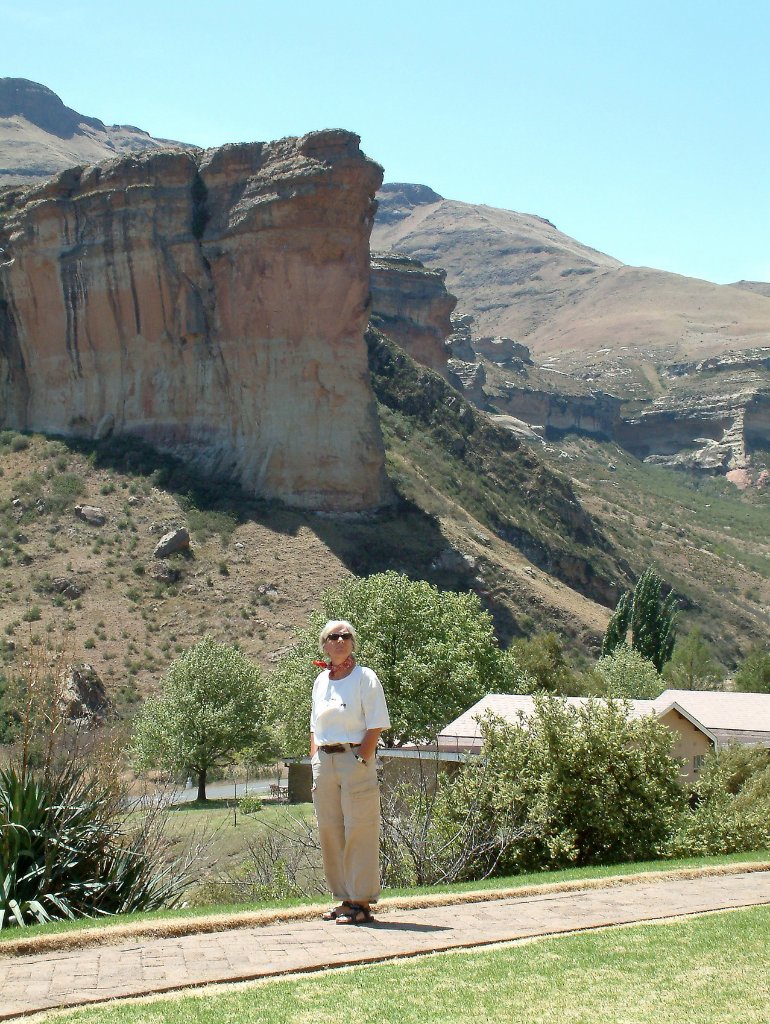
[50,472,86,503]
[451,695,684,876]
[0,765,186,928]
[238,794,263,815]
[669,746,770,856]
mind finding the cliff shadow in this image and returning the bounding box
[52,432,461,575]
[48,432,522,631]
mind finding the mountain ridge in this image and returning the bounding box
[371,182,770,373]
[0,78,193,187]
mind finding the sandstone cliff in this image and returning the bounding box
[0,131,390,511]
[369,252,456,372]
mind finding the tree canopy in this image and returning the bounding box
[734,646,770,694]
[602,567,677,671]
[591,643,664,699]
[507,632,578,695]
[663,628,724,690]
[267,571,520,756]
[131,636,267,800]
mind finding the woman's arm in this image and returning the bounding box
[357,728,382,763]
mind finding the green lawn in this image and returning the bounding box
[1,850,767,944]
[54,905,770,1024]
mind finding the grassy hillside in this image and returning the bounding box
[1,337,766,716]
[537,435,770,664]
[0,429,459,712]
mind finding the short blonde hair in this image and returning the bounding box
[318,619,358,653]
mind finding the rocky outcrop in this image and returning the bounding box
[474,335,532,367]
[0,131,391,511]
[615,384,769,472]
[494,384,622,439]
[60,663,109,723]
[664,348,770,378]
[373,183,443,227]
[369,252,456,371]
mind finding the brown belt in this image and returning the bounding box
[319,743,361,754]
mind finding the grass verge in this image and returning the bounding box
[50,904,770,1023]
[0,851,767,954]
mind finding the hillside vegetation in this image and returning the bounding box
[1,331,766,719]
[0,351,620,717]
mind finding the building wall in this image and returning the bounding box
[659,709,713,783]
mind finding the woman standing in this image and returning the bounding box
[310,619,390,924]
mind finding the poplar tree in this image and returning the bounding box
[601,568,677,672]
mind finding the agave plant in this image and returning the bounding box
[0,764,187,928]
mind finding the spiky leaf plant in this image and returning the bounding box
[0,764,185,929]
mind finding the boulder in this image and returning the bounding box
[60,663,109,723]
[153,528,190,558]
[74,504,107,526]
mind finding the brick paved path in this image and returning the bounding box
[1,870,769,1020]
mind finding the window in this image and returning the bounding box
[693,754,706,774]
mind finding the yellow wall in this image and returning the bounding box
[658,708,713,783]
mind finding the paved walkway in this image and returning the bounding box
[1,870,769,1020]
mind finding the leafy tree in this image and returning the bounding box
[451,695,684,874]
[508,633,579,695]
[663,628,724,690]
[602,567,677,671]
[131,637,267,801]
[267,571,508,756]
[670,745,770,856]
[601,591,631,658]
[733,646,770,694]
[590,644,664,699]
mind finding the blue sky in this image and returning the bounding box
[6,0,769,284]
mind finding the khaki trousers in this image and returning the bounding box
[311,747,382,903]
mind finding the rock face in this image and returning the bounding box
[60,663,110,723]
[0,131,391,511]
[369,252,456,371]
[615,380,770,473]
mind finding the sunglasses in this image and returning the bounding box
[326,632,353,642]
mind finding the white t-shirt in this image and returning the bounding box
[310,665,391,745]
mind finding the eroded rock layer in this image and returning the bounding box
[369,252,456,371]
[0,131,390,511]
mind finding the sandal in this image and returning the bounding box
[335,902,374,925]
[321,902,352,921]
